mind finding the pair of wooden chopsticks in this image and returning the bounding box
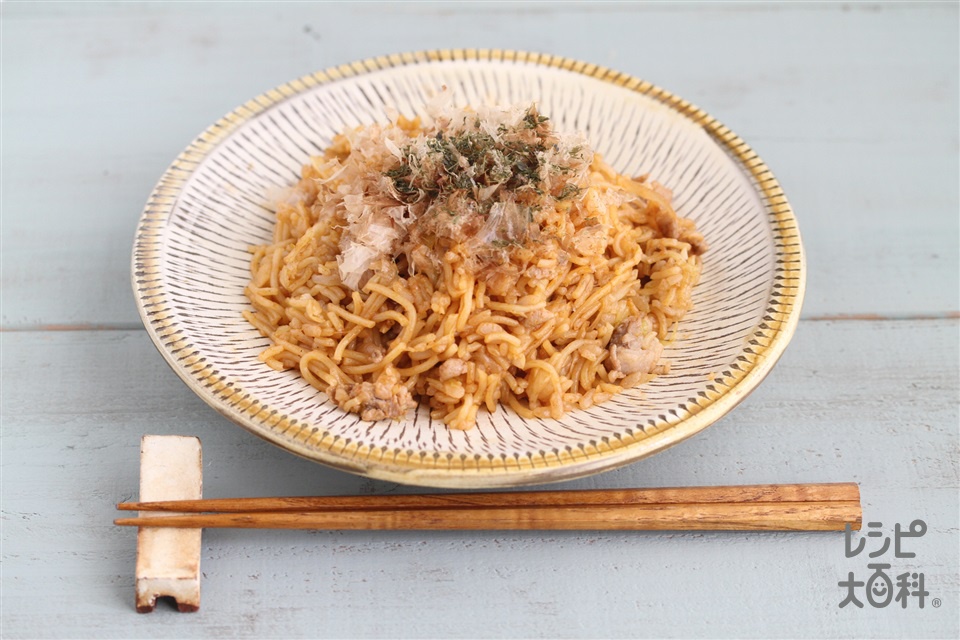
[115,482,861,531]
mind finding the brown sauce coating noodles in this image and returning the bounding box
[244,104,706,430]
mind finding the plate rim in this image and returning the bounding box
[131,49,806,488]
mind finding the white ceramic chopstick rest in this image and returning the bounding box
[134,435,202,612]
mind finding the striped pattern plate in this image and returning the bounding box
[132,50,804,488]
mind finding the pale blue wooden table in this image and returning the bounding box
[2,2,958,638]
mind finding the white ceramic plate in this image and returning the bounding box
[132,50,804,488]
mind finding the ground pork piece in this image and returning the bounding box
[679,227,709,255]
[329,365,416,421]
[654,207,679,240]
[607,317,664,378]
[523,308,554,330]
[406,273,435,311]
[569,225,608,256]
[655,207,708,256]
[437,358,468,381]
[483,266,519,296]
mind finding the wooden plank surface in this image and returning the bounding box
[1,1,958,638]
[1,2,957,329]
[2,322,957,638]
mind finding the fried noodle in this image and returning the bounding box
[244,101,707,430]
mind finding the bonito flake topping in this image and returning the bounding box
[302,98,593,289]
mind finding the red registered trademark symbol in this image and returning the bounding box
[932,598,942,608]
